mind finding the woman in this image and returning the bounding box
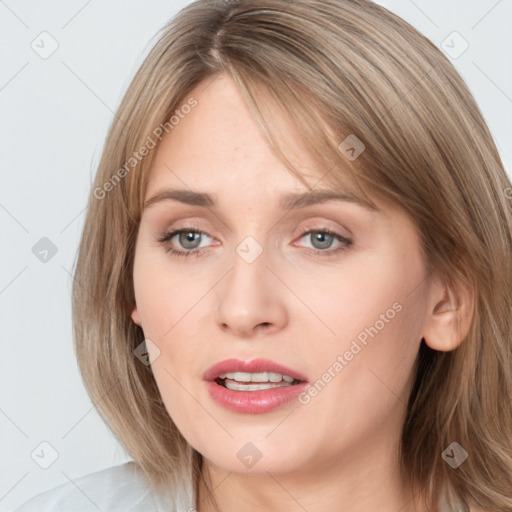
[15,0,512,510]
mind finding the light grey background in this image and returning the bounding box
[1,0,511,509]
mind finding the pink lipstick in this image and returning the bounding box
[204,358,309,414]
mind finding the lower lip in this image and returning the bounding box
[205,380,309,414]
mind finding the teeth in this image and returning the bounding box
[218,371,296,383]
[223,380,294,391]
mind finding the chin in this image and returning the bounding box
[196,437,312,476]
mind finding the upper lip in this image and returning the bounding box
[204,358,309,382]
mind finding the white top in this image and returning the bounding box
[12,461,196,512]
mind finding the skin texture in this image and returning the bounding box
[130,74,473,512]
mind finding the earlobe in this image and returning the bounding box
[422,274,474,352]
[131,305,141,327]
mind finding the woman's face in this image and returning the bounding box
[131,73,434,478]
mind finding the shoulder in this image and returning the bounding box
[13,461,171,512]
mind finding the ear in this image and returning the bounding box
[422,272,474,352]
[131,304,142,327]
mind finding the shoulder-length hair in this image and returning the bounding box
[72,0,512,510]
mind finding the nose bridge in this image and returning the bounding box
[214,232,287,335]
[227,233,272,307]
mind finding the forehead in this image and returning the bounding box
[144,136,380,217]
[146,76,316,186]
[145,74,377,208]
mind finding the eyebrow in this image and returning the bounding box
[143,188,380,213]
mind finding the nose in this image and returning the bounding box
[213,240,288,338]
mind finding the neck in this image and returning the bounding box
[195,435,429,512]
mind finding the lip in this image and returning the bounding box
[203,358,309,414]
[203,358,309,383]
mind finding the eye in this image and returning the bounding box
[295,227,353,256]
[157,227,213,259]
[157,225,353,259]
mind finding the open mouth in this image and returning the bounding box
[205,360,309,413]
[215,371,303,391]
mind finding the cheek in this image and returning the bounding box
[132,250,214,389]
[291,244,426,404]
[132,247,206,339]
[286,243,424,348]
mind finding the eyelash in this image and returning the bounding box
[157,226,353,260]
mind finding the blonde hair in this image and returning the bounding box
[72,0,512,510]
